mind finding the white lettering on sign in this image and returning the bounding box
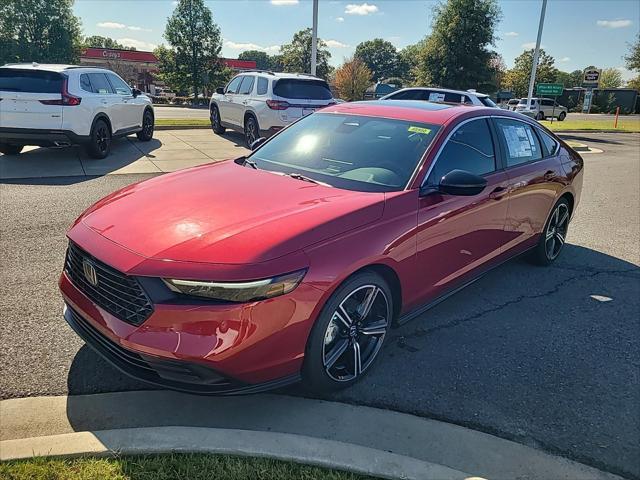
[102,50,121,59]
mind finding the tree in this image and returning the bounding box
[334,57,372,101]
[154,45,189,94]
[399,38,428,85]
[83,35,134,50]
[568,69,584,88]
[599,67,623,89]
[624,33,640,72]
[627,76,640,91]
[0,0,82,65]
[415,0,501,90]
[354,38,401,82]
[280,28,331,79]
[164,0,223,97]
[238,50,271,70]
[503,49,558,97]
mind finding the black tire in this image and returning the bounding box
[536,111,545,120]
[558,111,566,122]
[244,115,259,147]
[302,271,393,393]
[136,109,154,141]
[211,105,225,134]
[86,119,111,159]
[528,197,571,266]
[0,143,24,155]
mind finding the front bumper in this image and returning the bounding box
[0,127,90,147]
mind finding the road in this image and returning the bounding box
[1,132,638,478]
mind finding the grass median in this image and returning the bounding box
[156,118,211,127]
[541,116,639,133]
[0,454,379,480]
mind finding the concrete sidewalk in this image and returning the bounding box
[0,129,248,180]
[0,391,623,480]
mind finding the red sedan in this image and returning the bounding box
[59,101,583,394]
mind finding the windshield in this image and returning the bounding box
[249,113,440,192]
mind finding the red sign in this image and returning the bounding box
[222,58,257,70]
[81,48,158,63]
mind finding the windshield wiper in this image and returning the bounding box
[244,158,258,169]
[285,173,332,187]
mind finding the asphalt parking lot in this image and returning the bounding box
[0,131,638,478]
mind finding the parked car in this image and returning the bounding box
[363,82,400,100]
[0,64,154,158]
[60,101,583,394]
[209,71,335,146]
[506,98,520,111]
[515,97,567,121]
[381,87,498,107]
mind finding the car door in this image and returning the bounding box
[86,73,120,130]
[106,72,139,131]
[415,117,511,302]
[233,75,255,125]
[218,76,243,127]
[491,117,564,253]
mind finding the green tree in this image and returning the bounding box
[398,38,428,85]
[334,56,372,101]
[83,35,134,50]
[354,38,401,82]
[568,69,584,88]
[627,76,640,91]
[503,49,558,97]
[238,50,271,70]
[164,0,222,98]
[415,0,501,90]
[624,33,640,72]
[599,67,623,89]
[0,0,82,65]
[154,45,189,95]
[269,54,284,72]
[280,28,331,79]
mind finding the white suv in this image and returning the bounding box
[515,97,567,121]
[380,87,498,107]
[0,63,154,158]
[209,71,335,146]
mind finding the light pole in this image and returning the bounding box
[526,0,547,110]
[311,0,318,76]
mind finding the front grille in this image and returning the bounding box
[64,241,153,325]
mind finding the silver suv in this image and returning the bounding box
[209,71,336,146]
[515,97,568,121]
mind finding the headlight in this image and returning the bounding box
[163,269,307,302]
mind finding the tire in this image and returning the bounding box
[211,105,225,134]
[86,119,111,159]
[136,109,154,141]
[536,111,545,121]
[528,197,571,266]
[0,143,24,155]
[244,115,259,147]
[558,111,566,122]
[302,271,393,393]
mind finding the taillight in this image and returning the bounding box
[40,77,81,106]
[266,100,289,110]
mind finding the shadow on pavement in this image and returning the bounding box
[65,244,639,478]
[557,133,624,145]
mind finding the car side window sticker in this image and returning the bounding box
[501,124,534,158]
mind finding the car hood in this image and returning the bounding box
[79,160,385,265]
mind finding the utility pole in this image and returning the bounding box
[526,0,547,110]
[311,0,319,76]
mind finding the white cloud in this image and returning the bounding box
[336,16,345,22]
[271,0,298,5]
[325,39,349,48]
[345,3,378,15]
[116,38,157,51]
[224,40,280,54]
[504,31,519,37]
[521,42,545,50]
[597,19,632,29]
[98,21,150,32]
[560,57,571,62]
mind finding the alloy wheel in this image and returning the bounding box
[545,203,569,260]
[245,117,258,146]
[322,285,390,382]
[212,108,220,128]
[143,113,154,137]
[96,124,110,153]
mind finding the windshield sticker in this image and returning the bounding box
[408,126,432,135]
[502,125,534,158]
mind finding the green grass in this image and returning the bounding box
[0,454,379,480]
[155,118,211,127]
[541,117,640,132]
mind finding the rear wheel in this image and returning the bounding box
[86,119,111,159]
[536,111,545,120]
[136,110,154,141]
[302,271,393,393]
[558,111,566,121]
[211,105,225,134]
[529,197,571,266]
[244,115,259,147]
[0,143,24,155]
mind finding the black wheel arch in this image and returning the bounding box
[90,113,112,136]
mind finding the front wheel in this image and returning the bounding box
[211,105,225,134]
[302,271,393,393]
[529,198,571,266]
[86,119,111,159]
[136,110,154,141]
[536,111,545,120]
[0,143,24,155]
[558,111,566,121]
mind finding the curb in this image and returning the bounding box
[0,426,469,480]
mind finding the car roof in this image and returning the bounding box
[0,63,109,74]
[236,71,323,81]
[393,87,489,98]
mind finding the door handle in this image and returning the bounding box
[101,100,108,104]
[544,170,556,180]
[489,186,507,199]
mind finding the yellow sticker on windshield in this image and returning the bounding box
[408,126,431,134]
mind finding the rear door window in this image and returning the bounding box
[494,118,543,167]
[273,79,332,100]
[238,76,255,95]
[0,69,63,93]
[87,73,114,94]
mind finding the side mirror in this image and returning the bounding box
[250,137,266,151]
[132,88,141,98]
[438,169,487,196]
[216,87,225,95]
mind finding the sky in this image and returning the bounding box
[74,0,640,80]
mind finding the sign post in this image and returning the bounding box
[536,83,564,123]
[582,69,600,114]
